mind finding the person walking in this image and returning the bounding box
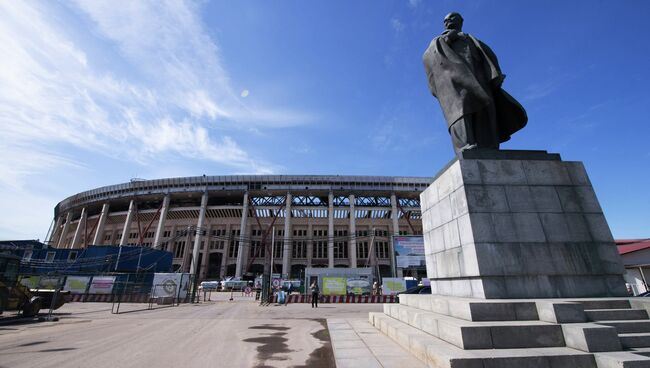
[310,281,320,308]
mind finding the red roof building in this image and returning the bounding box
[616,239,650,295]
[617,239,650,256]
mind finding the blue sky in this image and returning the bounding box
[0,1,648,240]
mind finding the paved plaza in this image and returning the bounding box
[0,294,420,368]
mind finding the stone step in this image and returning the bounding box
[585,309,649,321]
[561,323,622,352]
[593,351,650,368]
[597,320,650,334]
[399,294,539,321]
[384,303,565,350]
[619,333,650,349]
[369,312,598,368]
[572,299,632,310]
[628,347,650,358]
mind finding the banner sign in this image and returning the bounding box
[88,276,116,294]
[38,276,64,289]
[19,276,40,289]
[393,236,425,268]
[65,276,91,294]
[346,278,371,296]
[152,273,190,298]
[322,277,346,296]
[381,277,407,295]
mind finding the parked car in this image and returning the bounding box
[396,285,431,302]
[221,280,248,291]
[200,281,220,291]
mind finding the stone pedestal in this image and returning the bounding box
[420,150,627,299]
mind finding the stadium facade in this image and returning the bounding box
[46,175,432,281]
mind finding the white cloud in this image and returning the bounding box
[391,17,405,33]
[408,0,422,8]
[0,1,306,238]
[0,0,310,187]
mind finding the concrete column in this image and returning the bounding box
[235,192,249,278]
[391,193,400,236]
[47,215,63,247]
[349,194,357,269]
[221,223,232,278]
[243,223,252,271]
[166,225,177,252]
[119,200,136,246]
[306,222,313,268]
[110,229,118,245]
[92,203,110,245]
[199,225,212,280]
[57,212,73,248]
[70,208,87,249]
[328,192,334,268]
[282,192,292,278]
[181,225,193,271]
[190,192,208,277]
[390,193,399,277]
[153,195,170,249]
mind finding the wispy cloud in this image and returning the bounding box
[0,1,310,237]
[390,17,405,33]
[0,1,311,191]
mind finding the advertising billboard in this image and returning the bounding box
[381,277,407,295]
[65,276,91,294]
[19,276,40,289]
[346,278,371,295]
[88,276,116,294]
[393,235,425,268]
[322,277,346,296]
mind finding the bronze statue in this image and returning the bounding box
[423,12,527,154]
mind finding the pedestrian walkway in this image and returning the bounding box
[327,318,426,368]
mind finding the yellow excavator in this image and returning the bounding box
[0,253,68,317]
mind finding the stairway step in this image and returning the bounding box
[383,303,565,350]
[629,347,650,358]
[585,309,649,321]
[593,351,650,368]
[619,333,650,349]
[573,299,631,310]
[398,294,539,321]
[369,312,598,368]
[597,320,650,334]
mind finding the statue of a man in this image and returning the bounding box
[423,12,527,154]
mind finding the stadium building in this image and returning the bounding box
[46,175,432,281]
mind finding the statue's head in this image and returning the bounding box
[443,12,463,31]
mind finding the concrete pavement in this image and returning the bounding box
[0,293,391,368]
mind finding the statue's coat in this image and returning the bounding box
[423,33,527,143]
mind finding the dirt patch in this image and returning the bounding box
[292,319,335,368]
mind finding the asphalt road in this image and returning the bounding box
[0,294,382,368]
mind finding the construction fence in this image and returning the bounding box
[18,272,196,305]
